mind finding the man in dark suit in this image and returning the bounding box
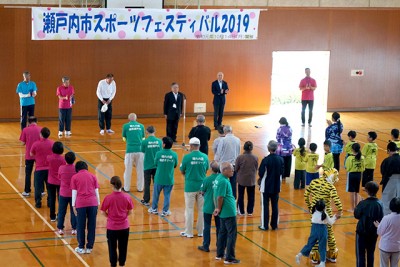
[211,72,229,130]
[188,114,211,155]
[164,82,184,143]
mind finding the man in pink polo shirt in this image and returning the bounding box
[299,68,317,127]
[30,127,54,208]
[57,76,75,137]
[20,116,41,197]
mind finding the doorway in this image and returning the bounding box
[270,51,330,125]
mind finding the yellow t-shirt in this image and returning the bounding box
[345,155,365,173]
[305,153,319,173]
[323,152,334,171]
[293,148,307,171]
[393,140,400,150]
[344,141,356,156]
[362,142,378,169]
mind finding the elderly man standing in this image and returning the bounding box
[211,72,229,130]
[122,113,145,193]
[189,114,211,155]
[56,76,75,137]
[97,74,116,135]
[381,142,400,215]
[16,71,37,130]
[215,125,241,199]
[258,140,284,231]
[180,137,209,238]
[164,82,184,143]
[213,162,240,264]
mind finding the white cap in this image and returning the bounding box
[189,137,200,145]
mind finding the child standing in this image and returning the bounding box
[316,140,334,171]
[362,131,378,189]
[101,176,134,267]
[389,129,400,150]
[305,143,319,186]
[375,197,400,267]
[325,112,344,171]
[47,141,66,222]
[293,138,307,189]
[296,200,337,267]
[345,143,365,211]
[354,181,384,267]
[57,152,77,235]
[344,130,357,167]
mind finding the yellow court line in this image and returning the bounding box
[0,171,89,267]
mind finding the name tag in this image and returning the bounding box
[172,104,177,108]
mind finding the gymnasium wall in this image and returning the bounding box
[1,7,400,120]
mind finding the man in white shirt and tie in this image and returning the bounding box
[97,73,116,135]
[211,72,229,130]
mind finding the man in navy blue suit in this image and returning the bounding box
[211,72,229,130]
[164,82,184,143]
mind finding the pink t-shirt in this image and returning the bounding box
[56,85,75,109]
[299,76,317,101]
[19,123,41,160]
[59,164,76,197]
[71,170,99,208]
[101,192,134,230]
[30,139,54,171]
[47,154,66,185]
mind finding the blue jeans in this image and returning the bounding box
[57,195,77,230]
[76,206,98,249]
[301,223,327,262]
[217,216,237,260]
[59,108,72,132]
[202,212,220,250]
[151,184,173,212]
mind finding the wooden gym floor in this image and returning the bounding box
[0,109,398,266]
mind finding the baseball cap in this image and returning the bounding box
[189,137,200,145]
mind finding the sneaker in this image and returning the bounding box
[295,253,302,264]
[258,226,267,231]
[71,229,77,235]
[198,246,210,252]
[308,124,312,127]
[22,192,30,197]
[41,192,46,196]
[197,233,203,237]
[122,188,130,193]
[237,211,245,216]
[58,131,63,137]
[57,229,64,235]
[65,131,72,136]
[85,248,92,254]
[224,259,241,264]
[315,262,325,267]
[247,213,253,216]
[161,210,171,217]
[75,247,85,254]
[140,200,150,206]
[50,218,56,222]
[326,258,336,263]
[180,232,193,238]
[148,208,158,214]
[301,123,305,127]
[100,130,105,135]
[215,256,223,260]
[106,129,115,134]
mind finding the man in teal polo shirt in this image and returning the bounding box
[140,125,162,206]
[213,162,240,264]
[122,113,145,192]
[198,160,221,252]
[180,137,209,238]
[16,71,37,130]
[148,137,178,216]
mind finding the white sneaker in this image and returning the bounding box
[85,248,92,254]
[41,192,46,196]
[22,192,30,197]
[58,131,63,137]
[198,233,203,237]
[295,253,302,264]
[148,208,158,214]
[161,210,171,217]
[57,229,64,235]
[180,232,193,238]
[100,130,105,135]
[106,129,115,134]
[315,261,325,267]
[75,247,85,254]
[71,229,77,235]
[65,131,72,136]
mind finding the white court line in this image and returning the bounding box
[0,171,89,267]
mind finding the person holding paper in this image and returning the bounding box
[212,72,229,130]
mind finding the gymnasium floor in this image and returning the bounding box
[0,109,397,266]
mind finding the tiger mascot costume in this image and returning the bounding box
[304,168,343,263]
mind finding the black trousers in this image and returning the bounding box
[282,155,292,178]
[24,159,35,193]
[237,185,255,214]
[294,170,306,189]
[362,169,374,187]
[333,153,341,172]
[261,192,279,229]
[48,184,60,220]
[98,99,113,130]
[20,104,35,130]
[59,108,72,132]
[34,170,48,207]
[107,228,130,267]
[230,171,237,199]
[143,168,156,203]
[216,216,237,261]
[301,100,314,124]
[166,118,179,142]
[356,233,378,267]
[213,102,225,128]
